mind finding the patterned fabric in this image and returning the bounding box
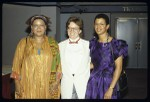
[48,37,62,99]
[85,37,128,99]
[11,35,61,99]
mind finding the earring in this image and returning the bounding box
[30,31,33,37]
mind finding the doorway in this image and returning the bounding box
[111,13,147,69]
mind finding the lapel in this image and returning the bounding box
[74,39,87,75]
[60,39,88,76]
[60,39,73,75]
[60,39,68,65]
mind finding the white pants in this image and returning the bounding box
[72,84,78,99]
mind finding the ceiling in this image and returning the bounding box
[5,2,147,6]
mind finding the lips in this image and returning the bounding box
[69,33,76,36]
[37,31,42,33]
[96,30,101,32]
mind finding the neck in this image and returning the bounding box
[69,37,80,42]
[33,36,45,43]
[98,33,108,42]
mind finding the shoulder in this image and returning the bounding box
[111,38,128,47]
[48,36,60,56]
[20,37,27,42]
[111,38,128,58]
[48,36,58,44]
[89,37,97,46]
[14,37,28,50]
[80,38,89,43]
[17,37,28,45]
[79,39,89,47]
[58,39,68,46]
[80,39,90,46]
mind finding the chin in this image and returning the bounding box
[97,33,104,35]
[35,34,44,37]
[68,36,74,39]
[70,37,76,39]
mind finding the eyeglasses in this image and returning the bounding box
[67,27,80,32]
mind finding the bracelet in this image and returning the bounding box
[109,86,114,89]
[10,72,21,81]
[11,75,21,81]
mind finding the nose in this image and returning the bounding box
[96,24,102,29]
[37,25,43,29]
[69,28,75,32]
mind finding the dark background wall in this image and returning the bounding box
[2,2,147,69]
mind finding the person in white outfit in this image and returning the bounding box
[59,16,91,99]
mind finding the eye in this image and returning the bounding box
[68,27,79,32]
[40,25,45,27]
[32,25,45,29]
[33,25,38,28]
[100,23,105,25]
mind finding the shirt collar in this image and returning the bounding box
[69,37,80,42]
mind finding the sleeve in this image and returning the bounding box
[11,38,27,78]
[56,49,62,80]
[48,37,62,99]
[89,38,97,55]
[48,37,62,80]
[112,39,128,60]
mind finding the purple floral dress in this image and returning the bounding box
[85,37,128,99]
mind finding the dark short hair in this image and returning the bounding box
[94,14,109,25]
[93,14,110,39]
[66,16,83,30]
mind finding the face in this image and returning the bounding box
[94,18,109,36]
[31,19,46,37]
[67,22,81,40]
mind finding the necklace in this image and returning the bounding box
[102,34,109,47]
[34,37,44,55]
[38,48,41,55]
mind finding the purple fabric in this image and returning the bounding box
[85,38,128,99]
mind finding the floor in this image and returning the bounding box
[2,67,148,99]
[122,69,147,99]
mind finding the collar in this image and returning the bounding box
[69,37,80,44]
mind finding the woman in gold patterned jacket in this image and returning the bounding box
[10,15,62,99]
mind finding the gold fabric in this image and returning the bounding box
[12,35,61,99]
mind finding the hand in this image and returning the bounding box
[104,88,113,99]
[49,81,60,97]
[10,72,21,80]
[15,80,23,97]
[49,81,59,93]
[90,63,94,69]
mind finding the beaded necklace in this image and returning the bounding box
[101,34,109,47]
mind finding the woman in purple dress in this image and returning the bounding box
[85,14,128,99]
